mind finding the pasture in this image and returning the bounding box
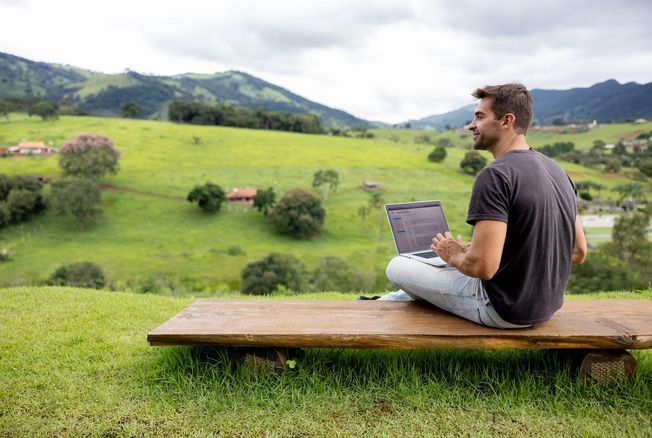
[0,115,648,291]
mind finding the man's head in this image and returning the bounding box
[467,83,532,151]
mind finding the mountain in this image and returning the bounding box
[0,52,370,128]
[406,80,652,130]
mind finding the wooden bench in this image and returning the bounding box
[148,299,652,380]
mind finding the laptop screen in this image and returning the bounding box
[385,201,450,254]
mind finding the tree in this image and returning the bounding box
[6,189,45,223]
[241,253,307,295]
[28,101,58,120]
[639,160,652,178]
[428,146,447,163]
[460,151,487,175]
[605,210,652,283]
[47,262,106,289]
[310,256,370,292]
[312,169,339,199]
[436,138,452,148]
[0,100,10,120]
[187,182,226,213]
[614,183,646,210]
[59,134,120,180]
[49,179,102,230]
[121,101,143,118]
[268,188,325,238]
[253,186,276,215]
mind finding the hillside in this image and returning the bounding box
[407,80,652,130]
[0,115,648,291]
[0,51,370,128]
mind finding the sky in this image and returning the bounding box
[1,0,651,123]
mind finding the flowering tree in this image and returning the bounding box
[58,134,120,180]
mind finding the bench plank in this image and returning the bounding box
[148,299,652,350]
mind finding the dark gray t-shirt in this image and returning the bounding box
[467,149,577,325]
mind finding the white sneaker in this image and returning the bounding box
[378,290,415,301]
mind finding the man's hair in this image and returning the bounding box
[472,83,532,134]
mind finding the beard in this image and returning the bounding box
[472,130,499,151]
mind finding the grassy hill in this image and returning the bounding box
[0,51,370,128]
[0,287,650,435]
[0,115,649,291]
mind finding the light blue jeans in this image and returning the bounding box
[384,256,531,329]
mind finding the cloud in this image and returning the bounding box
[150,0,417,73]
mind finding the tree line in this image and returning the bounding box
[168,101,323,134]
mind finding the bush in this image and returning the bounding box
[49,179,102,230]
[460,151,487,175]
[241,253,307,295]
[187,182,226,213]
[6,189,45,223]
[567,250,642,293]
[226,245,246,256]
[59,133,120,180]
[268,188,325,238]
[47,262,106,289]
[310,256,370,292]
[253,187,276,215]
[428,146,447,163]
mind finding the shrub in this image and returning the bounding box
[47,262,106,289]
[59,133,120,180]
[414,135,432,144]
[460,151,487,175]
[241,253,307,295]
[268,188,325,238]
[6,189,45,223]
[566,250,642,293]
[428,146,447,163]
[226,245,246,256]
[253,186,276,215]
[49,179,102,230]
[310,256,370,292]
[187,182,226,213]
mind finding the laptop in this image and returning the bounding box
[385,200,450,267]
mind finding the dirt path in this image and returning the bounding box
[99,183,185,201]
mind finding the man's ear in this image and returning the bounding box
[502,113,516,130]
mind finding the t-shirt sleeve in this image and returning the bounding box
[466,168,510,225]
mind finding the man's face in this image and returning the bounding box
[467,98,501,151]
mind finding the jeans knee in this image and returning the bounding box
[386,256,405,285]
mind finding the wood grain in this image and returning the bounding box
[147,299,652,350]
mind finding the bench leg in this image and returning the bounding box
[230,347,304,370]
[556,349,637,381]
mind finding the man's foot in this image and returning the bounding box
[378,290,415,301]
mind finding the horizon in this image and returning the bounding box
[1,0,651,123]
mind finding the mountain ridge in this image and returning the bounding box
[405,80,652,130]
[0,52,370,128]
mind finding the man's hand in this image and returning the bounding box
[432,221,507,280]
[432,232,469,265]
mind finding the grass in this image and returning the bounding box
[0,116,649,291]
[0,286,650,435]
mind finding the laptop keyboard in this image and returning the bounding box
[413,250,438,259]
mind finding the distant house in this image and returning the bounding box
[9,141,56,156]
[227,187,257,203]
[634,118,648,124]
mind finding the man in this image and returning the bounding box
[385,83,587,328]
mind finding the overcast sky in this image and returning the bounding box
[1,0,651,123]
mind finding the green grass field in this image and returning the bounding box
[0,115,649,291]
[1,287,650,436]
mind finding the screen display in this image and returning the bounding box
[386,202,449,253]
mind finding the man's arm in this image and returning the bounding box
[432,220,506,280]
[573,215,587,264]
